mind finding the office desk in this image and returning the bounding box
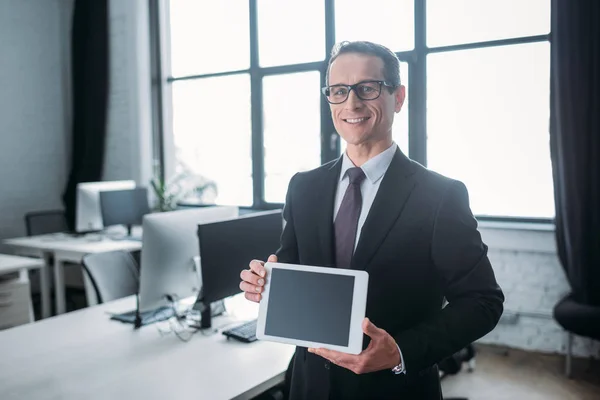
[0,254,45,324]
[0,296,295,400]
[0,253,45,276]
[3,234,142,315]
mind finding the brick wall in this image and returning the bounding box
[477,227,600,359]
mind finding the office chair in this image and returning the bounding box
[24,209,68,236]
[553,293,600,378]
[81,250,139,304]
[438,344,476,400]
[24,209,85,315]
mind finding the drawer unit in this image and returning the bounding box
[0,273,32,330]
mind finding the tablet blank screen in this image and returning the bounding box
[264,268,355,346]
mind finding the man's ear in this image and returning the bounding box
[394,85,406,113]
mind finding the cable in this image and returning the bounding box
[153,294,200,342]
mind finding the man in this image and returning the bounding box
[240,41,504,400]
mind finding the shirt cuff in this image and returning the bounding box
[393,343,406,374]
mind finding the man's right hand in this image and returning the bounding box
[240,254,277,302]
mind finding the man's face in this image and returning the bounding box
[327,53,405,147]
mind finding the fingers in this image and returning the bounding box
[309,348,358,368]
[309,348,352,362]
[244,291,262,303]
[362,317,382,339]
[241,255,276,303]
[240,269,265,287]
[240,280,264,295]
[249,259,267,278]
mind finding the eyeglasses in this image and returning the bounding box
[321,80,396,104]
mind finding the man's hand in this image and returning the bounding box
[239,254,277,302]
[308,318,400,375]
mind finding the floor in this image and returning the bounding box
[441,344,600,400]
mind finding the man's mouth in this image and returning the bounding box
[343,117,371,124]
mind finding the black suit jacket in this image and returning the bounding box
[275,149,504,400]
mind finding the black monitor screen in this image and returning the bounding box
[264,268,355,346]
[100,187,150,228]
[197,210,283,304]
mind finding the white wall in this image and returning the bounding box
[103,0,154,188]
[0,0,73,241]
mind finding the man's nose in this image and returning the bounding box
[344,89,363,109]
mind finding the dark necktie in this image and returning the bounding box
[334,167,366,269]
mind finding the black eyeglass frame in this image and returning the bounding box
[321,80,398,104]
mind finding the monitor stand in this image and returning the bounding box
[189,297,226,329]
[109,292,175,328]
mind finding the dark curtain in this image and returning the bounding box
[62,0,110,230]
[550,0,600,306]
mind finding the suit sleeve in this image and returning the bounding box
[394,180,504,374]
[275,173,300,264]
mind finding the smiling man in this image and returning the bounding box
[240,41,504,400]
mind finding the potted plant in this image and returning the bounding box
[150,169,217,212]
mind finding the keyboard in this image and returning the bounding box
[222,319,258,343]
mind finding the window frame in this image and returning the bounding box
[152,0,552,223]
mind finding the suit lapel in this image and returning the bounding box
[351,149,418,270]
[316,157,343,268]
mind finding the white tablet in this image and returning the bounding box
[256,262,369,355]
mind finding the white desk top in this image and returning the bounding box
[0,254,44,275]
[3,234,142,256]
[0,296,295,400]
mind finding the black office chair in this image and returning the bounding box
[81,250,139,304]
[24,209,85,316]
[438,344,475,400]
[553,293,600,378]
[24,209,69,236]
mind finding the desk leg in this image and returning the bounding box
[19,268,35,323]
[54,257,67,315]
[40,253,52,319]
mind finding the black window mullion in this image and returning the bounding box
[321,0,337,164]
[249,0,265,208]
[409,0,427,166]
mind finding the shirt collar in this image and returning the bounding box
[339,142,398,184]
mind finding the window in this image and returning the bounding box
[171,75,253,206]
[427,42,552,218]
[162,0,552,220]
[257,0,325,67]
[427,0,550,47]
[263,72,322,203]
[335,0,414,52]
[168,0,249,77]
[426,0,553,219]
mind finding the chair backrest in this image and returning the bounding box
[81,251,139,304]
[25,210,68,236]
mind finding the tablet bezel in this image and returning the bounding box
[256,261,369,355]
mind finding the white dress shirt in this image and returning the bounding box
[333,141,406,374]
[333,141,398,249]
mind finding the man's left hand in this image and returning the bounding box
[308,318,400,375]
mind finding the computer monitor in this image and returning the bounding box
[138,206,240,313]
[99,187,150,237]
[75,180,136,233]
[195,209,283,328]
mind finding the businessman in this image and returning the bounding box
[240,41,504,400]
